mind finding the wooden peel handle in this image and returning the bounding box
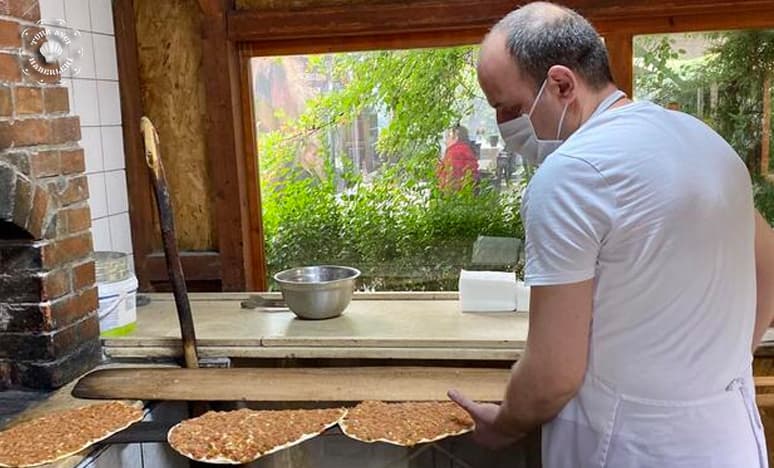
[139,117,199,369]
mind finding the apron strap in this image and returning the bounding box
[728,377,768,467]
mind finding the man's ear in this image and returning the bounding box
[547,65,577,103]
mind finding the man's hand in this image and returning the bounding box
[448,389,522,449]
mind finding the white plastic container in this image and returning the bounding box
[458,269,518,312]
[97,274,138,337]
[516,281,531,312]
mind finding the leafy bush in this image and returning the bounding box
[262,161,525,291]
[258,47,527,291]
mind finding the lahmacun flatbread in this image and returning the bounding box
[0,401,143,467]
[167,407,346,464]
[340,401,474,446]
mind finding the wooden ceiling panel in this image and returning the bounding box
[228,0,774,42]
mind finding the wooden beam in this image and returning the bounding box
[239,29,485,57]
[605,33,633,98]
[591,8,774,35]
[756,376,774,387]
[197,0,221,17]
[114,0,154,291]
[227,0,774,42]
[763,71,771,176]
[200,0,254,291]
[238,47,268,291]
[146,252,222,283]
[757,393,774,408]
[228,0,500,42]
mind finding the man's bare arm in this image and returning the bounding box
[493,280,593,435]
[752,210,774,350]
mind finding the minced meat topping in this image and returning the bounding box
[0,401,143,467]
[168,408,345,463]
[340,401,473,446]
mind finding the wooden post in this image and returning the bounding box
[604,33,634,98]
[114,0,154,291]
[763,70,771,176]
[238,49,269,292]
[199,0,261,291]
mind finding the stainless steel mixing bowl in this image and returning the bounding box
[273,265,361,320]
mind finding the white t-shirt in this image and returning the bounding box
[521,100,756,400]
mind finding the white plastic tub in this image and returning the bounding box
[97,274,138,337]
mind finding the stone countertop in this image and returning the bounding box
[104,292,774,360]
[103,292,529,361]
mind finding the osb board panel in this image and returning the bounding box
[135,0,216,251]
[754,357,774,466]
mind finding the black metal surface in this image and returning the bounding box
[98,421,173,444]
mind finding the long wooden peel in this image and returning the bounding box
[72,367,511,402]
[140,117,199,370]
[72,369,774,408]
[141,118,209,468]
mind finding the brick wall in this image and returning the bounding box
[0,0,100,389]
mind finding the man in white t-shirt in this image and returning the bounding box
[448,2,774,466]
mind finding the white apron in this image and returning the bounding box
[542,372,767,468]
[536,90,768,467]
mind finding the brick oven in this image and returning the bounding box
[0,1,100,389]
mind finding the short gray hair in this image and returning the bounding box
[492,2,613,90]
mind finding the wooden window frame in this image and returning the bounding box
[117,0,774,291]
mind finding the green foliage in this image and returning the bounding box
[259,47,524,290]
[703,31,774,173]
[634,35,687,104]
[304,48,479,178]
[635,31,774,174]
[262,162,525,290]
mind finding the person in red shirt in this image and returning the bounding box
[437,125,480,191]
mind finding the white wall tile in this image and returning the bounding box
[108,212,133,253]
[88,0,114,35]
[105,170,128,215]
[64,0,92,32]
[80,126,103,173]
[72,78,100,126]
[87,173,107,219]
[91,216,111,252]
[101,126,124,171]
[97,81,121,125]
[39,0,66,21]
[61,77,75,115]
[93,34,117,80]
[71,32,95,79]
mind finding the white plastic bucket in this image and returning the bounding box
[98,274,138,337]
